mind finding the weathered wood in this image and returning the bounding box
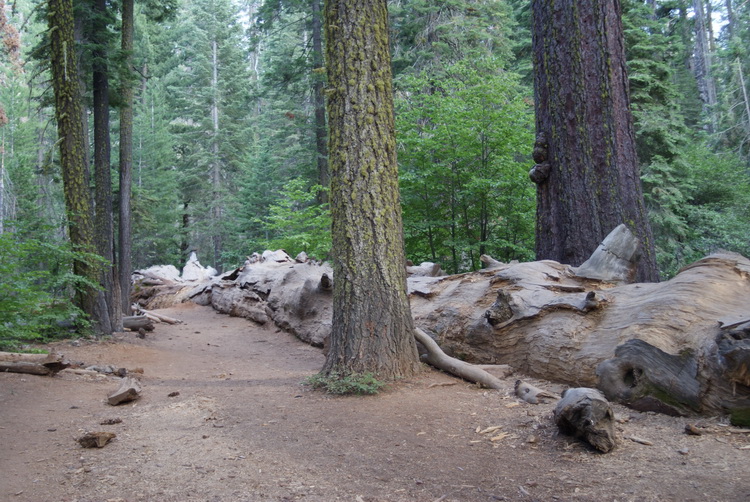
[131,242,750,422]
[108,376,142,405]
[414,328,503,389]
[0,352,70,376]
[77,431,116,448]
[574,223,639,283]
[123,315,154,332]
[554,388,617,453]
[406,262,444,277]
[515,380,558,404]
[139,309,182,325]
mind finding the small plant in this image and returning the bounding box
[304,370,386,395]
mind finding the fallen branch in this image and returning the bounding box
[0,352,70,376]
[414,328,504,389]
[138,309,182,325]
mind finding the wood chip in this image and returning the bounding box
[625,435,653,446]
[478,425,503,435]
[490,432,510,441]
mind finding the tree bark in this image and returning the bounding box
[323,0,420,379]
[531,0,659,283]
[91,0,121,334]
[48,0,101,328]
[311,0,328,203]
[119,0,134,315]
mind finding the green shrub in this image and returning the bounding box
[304,370,387,395]
[0,232,96,351]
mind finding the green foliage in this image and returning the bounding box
[260,178,331,260]
[304,370,386,395]
[0,232,96,351]
[396,58,535,272]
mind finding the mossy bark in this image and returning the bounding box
[48,0,100,329]
[531,0,659,283]
[323,0,420,379]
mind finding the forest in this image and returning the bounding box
[1,0,750,350]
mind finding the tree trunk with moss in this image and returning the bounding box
[48,0,101,329]
[531,0,659,283]
[322,0,420,380]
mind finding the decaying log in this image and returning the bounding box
[108,376,142,405]
[131,237,750,423]
[123,315,154,332]
[414,328,504,389]
[554,388,617,453]
[0,352,70,376]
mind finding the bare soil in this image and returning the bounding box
[1,303,748,502]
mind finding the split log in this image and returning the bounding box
[0,352,70,376]
[108,376,142,405]
[123,315,154,332]
[554,388,617,453]
[414,328,504,389]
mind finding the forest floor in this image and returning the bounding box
[1,302,749,502]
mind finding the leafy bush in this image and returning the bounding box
[0,232,95,351]
[304,370,386,395]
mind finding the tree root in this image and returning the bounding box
[414,328,505,389]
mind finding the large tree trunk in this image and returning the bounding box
[48,0,100,328]
[323,0,420,379]
[311,0,328,203]
[91,0,121,334]
[530,0,659,283]
[118,0,134,315]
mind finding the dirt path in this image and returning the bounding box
[1,302,749,502]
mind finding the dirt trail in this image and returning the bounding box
[1,302,749,502]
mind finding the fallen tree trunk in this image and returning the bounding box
[131,241,750,424]
[0,352,70,376]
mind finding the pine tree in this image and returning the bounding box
[323,0,420,379]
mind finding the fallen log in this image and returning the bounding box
[414,328,504,389]
[131,234,750,423]
[0,352,70,376]
[123,315,154,332]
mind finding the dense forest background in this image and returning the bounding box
[1,0,750,345]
